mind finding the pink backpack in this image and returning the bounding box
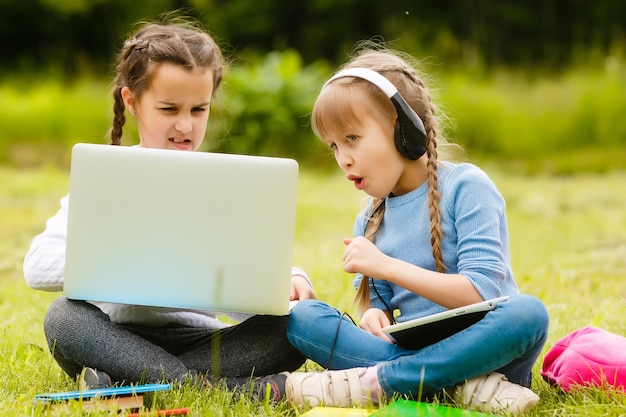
[541,326,626,392]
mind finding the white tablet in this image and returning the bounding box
[382,296,511,350]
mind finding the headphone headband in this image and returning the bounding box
[322,67,428,160]
[323,68,398,97]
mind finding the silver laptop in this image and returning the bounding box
[64,143,298,316]
[382,296,510,350]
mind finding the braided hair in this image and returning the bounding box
[110,20,223,145]
[312,48,451,313]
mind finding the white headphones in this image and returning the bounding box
[322,67,428,160]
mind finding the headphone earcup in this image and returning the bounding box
[394,120,427,160]
[390,94,427,160]
[394,122,414,159]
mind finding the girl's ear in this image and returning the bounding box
[121,86,136,116]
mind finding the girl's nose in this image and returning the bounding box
[175,115,193,134]
[335,148,353,169]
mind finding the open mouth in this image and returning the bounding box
[170,138,192,144]
[347,174,364,190]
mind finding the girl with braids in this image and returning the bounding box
[282,48,549,415]
[23,20,313,397]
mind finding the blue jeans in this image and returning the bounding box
[287,295,549,398]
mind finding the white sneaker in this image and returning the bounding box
[453,372,540,415]
[285,368,372,407]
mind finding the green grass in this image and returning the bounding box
[1,165,626,416]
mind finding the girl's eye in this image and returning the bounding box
[328,142,338,151]
[346,135,357,142]
[160,107,176,112]
[192,107,208,113]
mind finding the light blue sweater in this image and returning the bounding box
[353,162,519,323]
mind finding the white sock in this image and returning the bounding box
[359,366,383,404]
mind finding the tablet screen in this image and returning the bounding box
[386,310,489,350]
[383,296,510,350]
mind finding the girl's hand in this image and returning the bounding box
[343,237,388,278]
[359,307,394,343]
[290,274,316,301]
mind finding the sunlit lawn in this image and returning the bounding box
[1,164,625,415]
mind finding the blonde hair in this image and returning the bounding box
[312,47,455,313]
[110,19,224,145]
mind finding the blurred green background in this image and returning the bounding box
[1,0,625,173]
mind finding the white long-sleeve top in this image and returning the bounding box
[24,194,311,329]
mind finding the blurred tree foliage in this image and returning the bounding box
[1,0,624,75]
[1,0,624,172]
[208,50,331,163]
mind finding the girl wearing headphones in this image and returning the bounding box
[283,48,549,415]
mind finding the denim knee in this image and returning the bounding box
[287,299,340,345]
[288,299,317,333]
[498,294,550,358]
[508,294,549,339]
